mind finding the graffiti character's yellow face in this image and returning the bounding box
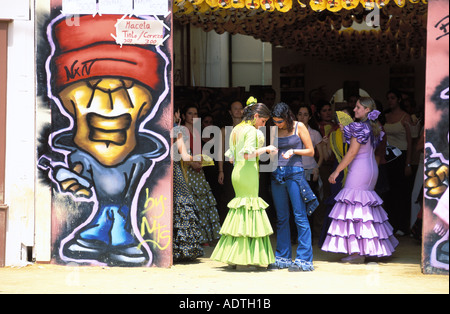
[59,78,153,166]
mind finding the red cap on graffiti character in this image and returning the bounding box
[52,14,163,92]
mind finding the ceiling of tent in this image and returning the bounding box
[173,0,428,64]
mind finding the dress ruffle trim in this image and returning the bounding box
[322,187,399,257]
[344,121,383,148]
[173,203,204,261]
[321,234,399,257]
[210,235,275,266]
[227,196,269,211]
[329,203,389,223]
[334,187,384,207]
[344,122,370,145]
[326,219,395,240]
[220,206,274,238]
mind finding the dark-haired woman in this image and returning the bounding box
[383,89,414,236]
[297,104,325,240]
[178,105,221,246]
[211,98,277,269]
[172,107,203,262]
[270,102,319,271]
[314,100,339,238]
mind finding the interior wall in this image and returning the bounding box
[173,24,272,90]
[189,26,230,87]
[231,34,272,91]
[175,27,426,110]
[273,46,426,109]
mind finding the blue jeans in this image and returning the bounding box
[80,205,136,247]
[271,167,313,265]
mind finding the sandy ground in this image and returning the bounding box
[0,236,448,295]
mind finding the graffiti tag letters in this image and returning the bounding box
[140,189,171,251]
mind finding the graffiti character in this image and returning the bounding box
[425,140,449,270]
[424,76,449,272]
[39,14,170,267]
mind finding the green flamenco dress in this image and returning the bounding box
[211,122,275,266]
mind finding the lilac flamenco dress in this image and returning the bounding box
[321,122,399,257]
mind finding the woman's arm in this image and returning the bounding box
[328,136,361,184]
[244,146,278,160]
[176,132,193,162]
[240,127,278,160]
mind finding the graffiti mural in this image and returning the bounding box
[36,0,173,267]
[423,0,449,274]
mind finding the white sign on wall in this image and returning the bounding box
[134,0,169,16]
[62,0,97,15]
[98,0,134,15]
[0,0,30,20]
[61,0,169,16]
[115,19,165,46]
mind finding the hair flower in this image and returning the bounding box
[368,110,381,121]
[246,96,258,106]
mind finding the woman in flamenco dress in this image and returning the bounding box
[211,98,278,269]
[321,97,399,263]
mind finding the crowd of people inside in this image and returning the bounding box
[172,87,425,271]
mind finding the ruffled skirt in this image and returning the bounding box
[173,200,204,261]
[173,163,204,261]
[321,188,399,257]
[185,166,221,244]
[210,197,275,266]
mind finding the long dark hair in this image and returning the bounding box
[181,104,199,125]
[297,103,320,132]
[314,99,332,122]
[242,102,271,122]
[272,102,295,132]
[385,89,406,113]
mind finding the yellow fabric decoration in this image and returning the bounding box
[330,129,349,186]
[180,160,190,184]
[231,0,246,9]
[261,0,275,11]
[376,0,390,8]
[310,0,327,11]
[246,0,261,9]
[247,96,258,106]
[218,0,232,8]
[189,0,205,6]
[342,0,359,9]
[336,111,353,127]
[275,0,293,12]
[394,0,406,7]
[195,1,212,13]
[360,0,375,10]
[327,0,343,12]
[206,0,220,6]
[193,154,215,167]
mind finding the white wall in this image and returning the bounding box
[173,25,272,90]
[3,4,36,266]
[190,26,230,87]
[231,34,272,90]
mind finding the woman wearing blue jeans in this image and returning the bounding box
[270,103,319,271]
